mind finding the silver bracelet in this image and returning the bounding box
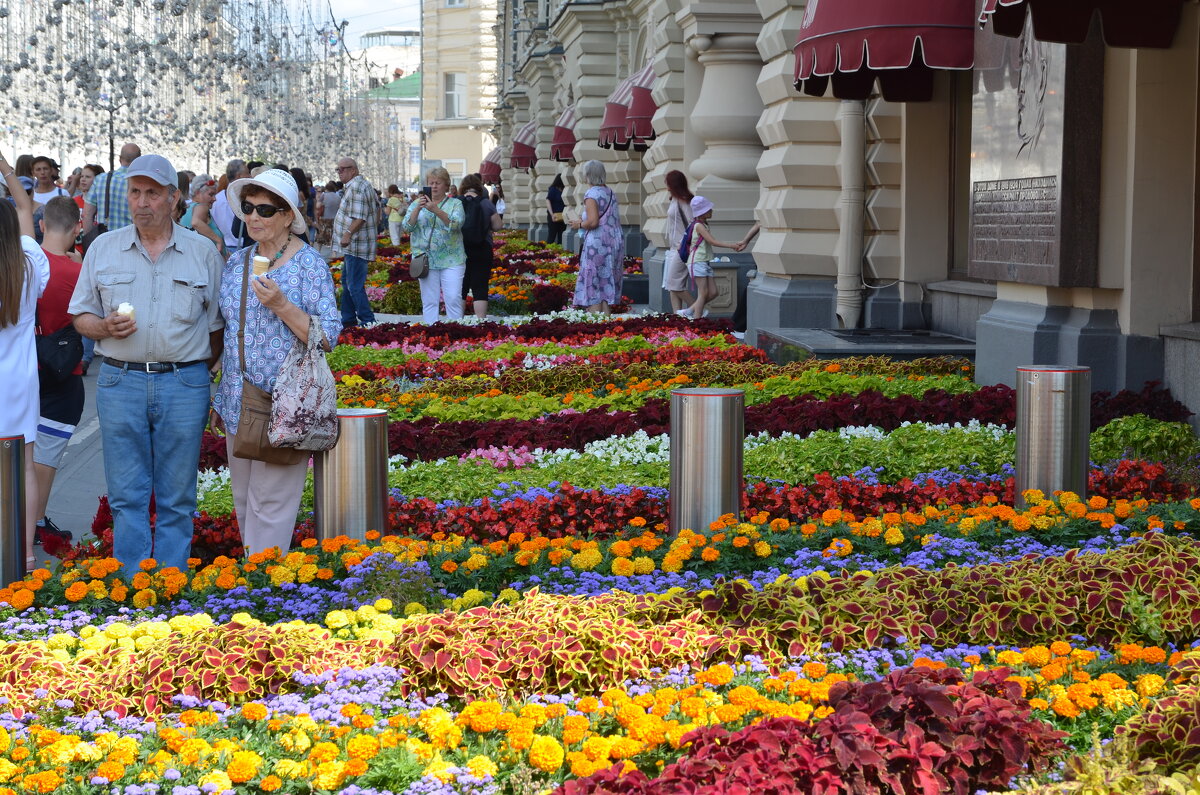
[1,170,13,178]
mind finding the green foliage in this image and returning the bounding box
[1091,415,1200,465]
[1120,652,1200,774]
[1004,728,1183,794]
[376,281,423,315]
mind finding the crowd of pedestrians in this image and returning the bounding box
[0,143,389,574]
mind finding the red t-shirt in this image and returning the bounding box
[37,249,84,376]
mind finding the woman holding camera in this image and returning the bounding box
[403,167,465,324]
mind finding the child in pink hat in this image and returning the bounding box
[679,195,740,319]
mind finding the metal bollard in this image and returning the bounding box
[669,388,744,536]
[1015,366,1091,509]
[313,409,390,541]
[0,437,26,584]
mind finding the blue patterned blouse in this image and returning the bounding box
[402,197,466,270]
[212,243,342,435]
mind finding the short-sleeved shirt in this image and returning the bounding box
[68,223,224,363]
[84,166,132,230]
[332,175,378,260]
[37,250,84,376]
[32,186,70,205]
[212,244,342,435]
[386,195,405,224]
[321,191,341,220]
[402,197,466,270]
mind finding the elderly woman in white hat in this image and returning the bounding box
[210,168,342,558]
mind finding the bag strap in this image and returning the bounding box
[102,168,114,224]
[238,248,252,375]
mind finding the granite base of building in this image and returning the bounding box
[757,328,976,365]
[863,283,927,330]
[745,275,837,347]
[975,300,1164,394]
[1161,323,1200,436]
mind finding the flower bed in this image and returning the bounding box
[2,314,1200,794]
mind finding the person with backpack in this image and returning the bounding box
[458,174,502,319]
[661,170,695,313]
[678,195,740,320]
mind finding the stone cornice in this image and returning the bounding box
[674,1,765,41]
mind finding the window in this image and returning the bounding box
[443,73,466,119]
[445,0,464,6]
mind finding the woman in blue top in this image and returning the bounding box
[568,160,625,314]
[211,169,341,557]
[180,174,226,257]
[403,166,466,324]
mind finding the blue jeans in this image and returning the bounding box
[82,336,95,364]
[95,361,210,575]
[339,254,375,326]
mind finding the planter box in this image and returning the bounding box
[623,274,649,305]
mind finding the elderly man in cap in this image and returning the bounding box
[69,154,224,575]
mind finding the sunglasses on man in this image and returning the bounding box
[241,201,285,218]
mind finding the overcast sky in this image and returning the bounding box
[329,0,421,49]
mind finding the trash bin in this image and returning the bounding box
[1015,366,1090,508]
[669,388,744,536]
[0,436,26,584]
[313,409,390,541]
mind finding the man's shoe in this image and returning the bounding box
[676,308,694,319]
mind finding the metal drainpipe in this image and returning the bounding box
[835,99,866,330]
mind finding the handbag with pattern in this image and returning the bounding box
[268,315,340,451]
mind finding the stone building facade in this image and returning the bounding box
[492,0,1200,427]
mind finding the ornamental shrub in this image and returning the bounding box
[1090,415,1200,465]
[1119,651,1200,774]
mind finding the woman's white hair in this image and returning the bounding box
[580,159,607,187]
[188,173,213,199]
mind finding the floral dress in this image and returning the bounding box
[573,186,625,307]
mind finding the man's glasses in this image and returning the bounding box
[336,166,353,172]
[241,201,283,218]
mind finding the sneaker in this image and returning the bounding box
[676,308,694,319]
[34,517,72,546]
[731,331,746,341]
[702,309,710,318]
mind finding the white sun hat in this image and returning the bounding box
[226,168,308,235]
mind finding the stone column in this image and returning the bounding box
[749,0,840,342]
[503,97,531,233]
[517,55,560,240]
[674,6,766,319]
[551,4,619,253]
[641,0,689,311]
[861,98,914,328]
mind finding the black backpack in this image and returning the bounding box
[461,195,489,246]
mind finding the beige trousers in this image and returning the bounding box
[225,436,310,557]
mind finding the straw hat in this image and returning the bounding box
[226,168,307,235]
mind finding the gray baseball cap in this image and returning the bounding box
[125,154,177,188]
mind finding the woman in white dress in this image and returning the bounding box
[0,151,51,570]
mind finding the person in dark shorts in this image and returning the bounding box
[33,197,84,544]
[458,174,502,319]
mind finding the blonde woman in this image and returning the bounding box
[403,167,466,324]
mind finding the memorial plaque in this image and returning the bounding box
[968,15,1104,286]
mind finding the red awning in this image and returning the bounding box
[510,120,538,170]
[550,105,577,162]
[598,74,637,150]
[793,0,976,102]
[979,0,1182,48]
[479,147,503,183]
[624,63,658,144]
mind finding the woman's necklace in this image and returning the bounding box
[266,234,292,267]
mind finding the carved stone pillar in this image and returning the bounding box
[677,5,765,318]
[520,55,561,239]
[749,0,840,342]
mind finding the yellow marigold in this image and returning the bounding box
[1141,646,1167,665]
[528,735,564,773]
[241,703,268,721]
[259,775,283,792]
[753,541,772,557]
[1136,674,1166,698]
[308,741,340,764]
[1039,663,1067,682]
[632,556,655,575]
[571,548,603,571]
[1050,697,1079,718]
[1049,641,1072,657]
[131,589,157,609]
[94,760,125,782]
[1022,645,1052,667]
[562,715,590,746]
[696,664,735,687]
[466,755,499,778]
[312,760,347,791]
[9,590,34,610]
[701,547,720,562]
[64,582,89,603]
[457,701,502,733]
[464,553,488,571]
[347,734,380,760]
[610,540,634,558]
[611,557,635,577]
[802,662,827,679]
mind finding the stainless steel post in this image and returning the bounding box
[669,388,744,536]
[314,409,390,541]
[1015,366,1091,508]
[0,437,26,584]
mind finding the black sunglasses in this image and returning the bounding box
[241,201,285,218]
